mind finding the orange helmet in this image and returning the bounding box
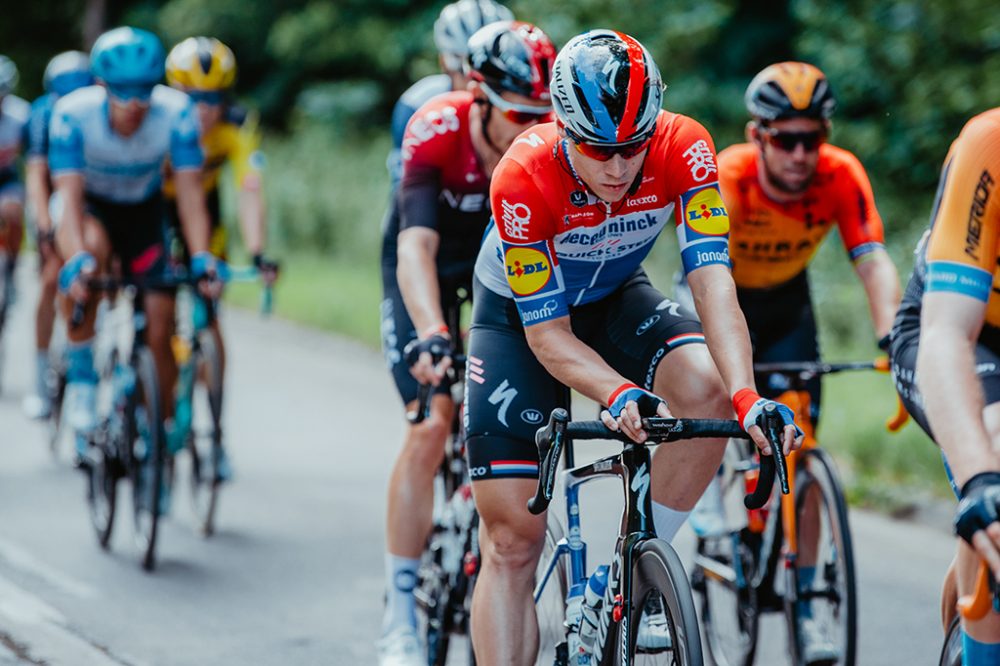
[745,61,836,121]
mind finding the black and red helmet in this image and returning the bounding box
[465,21,556,101]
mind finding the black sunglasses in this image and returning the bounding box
[758,127,826,152]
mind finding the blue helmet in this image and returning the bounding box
[44,51,94,97]
[90,27,165,87]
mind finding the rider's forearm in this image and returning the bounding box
[174,170,211,255]
[524,320,633,406]
[856,250,902,339]
[687,264,756,398]
[397,228,446,335]
[237,186,265,256]
[919,322,999,486]
[53,175,86,256]
[25,160,52,232]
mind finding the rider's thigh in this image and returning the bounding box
[142,291,176,347]
[0,197,22,224]
[982,401,1000,452]
[474,477,547,571]
[652,342,730,418]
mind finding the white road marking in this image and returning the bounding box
[0,539,97,599]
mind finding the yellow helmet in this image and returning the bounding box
[166,37,236,92]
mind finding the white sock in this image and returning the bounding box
[381,552,420,636]
[36,350,50,398]
[652,502,690,542]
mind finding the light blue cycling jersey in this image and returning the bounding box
[25,93,56,161]
[0,94,29,176]
[387,73,451,188]
[49,84,202,203]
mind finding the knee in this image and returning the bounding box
[480,518,544,574]
[674,367,731,419]
[403,415,450,471]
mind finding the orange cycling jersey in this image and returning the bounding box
[921,108,1000,327]
[720,142,884,289]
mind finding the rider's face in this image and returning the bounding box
[752,117,826,195]
[565,133,649,203]
[475,84,552,152]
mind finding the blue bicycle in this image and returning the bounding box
[530,408,787,665]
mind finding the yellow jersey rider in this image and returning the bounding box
[162,36,278,479]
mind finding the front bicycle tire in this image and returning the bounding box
[938,615,962,666]
[535,515,568,666]
[607,538,703,666]
[129,347,163,571]
[188,330,224,536]
[787,448,857,666]
[87,433,117,549]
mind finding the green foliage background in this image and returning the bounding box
[7,0,999,499]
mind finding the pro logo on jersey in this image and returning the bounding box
[683,186,729,236]
[504,245,554,296]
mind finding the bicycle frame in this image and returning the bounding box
[534,438,658,665]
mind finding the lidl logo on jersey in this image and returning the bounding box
[504,243,556,296]
[682,185,730,236]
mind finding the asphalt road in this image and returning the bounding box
[0,262,959,665]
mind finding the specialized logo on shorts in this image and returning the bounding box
[504,245,553,296]
[521,408,544,424]
[684,186,729,236]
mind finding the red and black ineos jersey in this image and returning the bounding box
[382,91,491,281]
[474,111,731,327]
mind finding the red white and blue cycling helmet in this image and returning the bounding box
[550,30,664,145]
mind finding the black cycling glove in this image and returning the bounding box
[404,333,451,368]
[955,471,1000,545]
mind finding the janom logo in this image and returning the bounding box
[505,246,552,296]
[685,187,729,236]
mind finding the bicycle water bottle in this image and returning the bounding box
[579,565,609,652]
[565,582,589,663]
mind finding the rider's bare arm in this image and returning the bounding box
[687,264,756,396]
[918,291,999,486]
[237,185,266,257]
[855,249,901,339]
[25,159,52,234]
[52,173,86,256]
[174,168,211,255]
[397,226,446,334]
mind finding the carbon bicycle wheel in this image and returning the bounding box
[607,538,703,666]
[86,433,118,549]
[698,530,760,666]
[188,330,224,536]
[47,361,68,458]
[535,515,568,666]
[129,347,163,571]
[938,615,962,666]
[787,448,857,666]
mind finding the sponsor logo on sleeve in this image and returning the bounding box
[514,132,545,148]
[504,245,554,296]
[683,185,730,236]
[501,199,532,240]
[520,299,561,323]
[682,139,718,182]
[401,105,461,160]
[966,169,994,260]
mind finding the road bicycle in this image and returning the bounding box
[407,294,479,666]
[940,560,1000,665]
[692,359,904,666]
[173,264,274,536]
[77,276,167,571]
[0,223,11,394]
[530,406,788,665]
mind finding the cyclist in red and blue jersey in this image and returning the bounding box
[377,21,555,666]
[464,30,802,663]
[385,0,513,189]
[52,27,220,473]
[22,51,93,420]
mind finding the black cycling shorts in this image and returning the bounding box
[464,270,704,481]
[738,272,821,423]
[87,193,174,291]
[379,252,470,406]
